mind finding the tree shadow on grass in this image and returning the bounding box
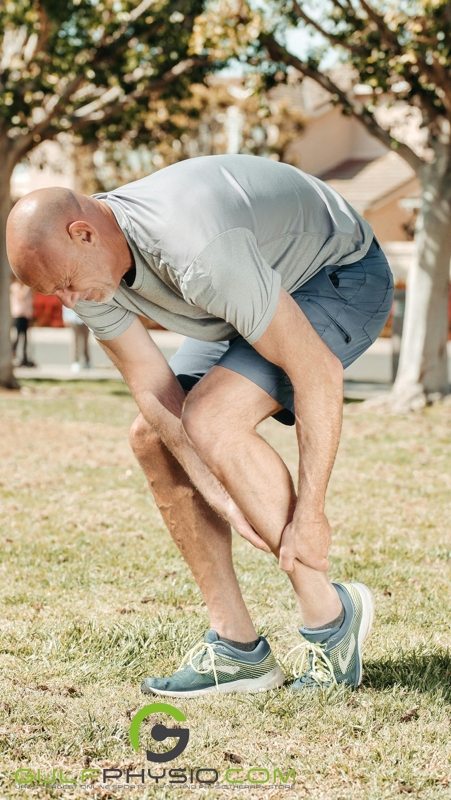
[363,645,451,701]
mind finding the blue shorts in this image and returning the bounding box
[169,238,394,425]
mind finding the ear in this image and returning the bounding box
[68,220,97,244]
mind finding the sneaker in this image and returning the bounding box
[141,630,285,698]
[289,582,375,692]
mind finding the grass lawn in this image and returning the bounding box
[1,380,451,799]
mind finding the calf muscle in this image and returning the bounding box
[129,414,257,642]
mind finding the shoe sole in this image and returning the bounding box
[353,582,375,685]
[141,665,286,698]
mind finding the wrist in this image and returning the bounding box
[293,502,325,524]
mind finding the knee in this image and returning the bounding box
[129,413,160,458]
[181,397,206,449]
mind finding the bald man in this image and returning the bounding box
[7,155,393,697]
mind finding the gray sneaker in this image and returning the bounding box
[141,630,285,698]
[290,582,375,691]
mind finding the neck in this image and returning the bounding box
[95,198,133,279]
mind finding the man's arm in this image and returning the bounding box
[98,318,271,552]
[253,287,344,572]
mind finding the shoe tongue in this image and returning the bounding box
[299,624,341,644]
[205,629,219,643]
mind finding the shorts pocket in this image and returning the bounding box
[296,295,351,343]
[358,269,394,316]
[362,272,394,342]
[326,264,366,303]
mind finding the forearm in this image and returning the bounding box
[291,360,343,519]
[252,288,344,517]
[274,357,343,572]
[252,288,344,570]
[137,391,237,520]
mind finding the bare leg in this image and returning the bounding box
[22,324,29,362]
[129,414,258,642]
[182,367,342,627]
[81,324,90,365]
[11,322,18,355]
[70,323,78,363]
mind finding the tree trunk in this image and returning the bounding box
[366,154,451,413]
[390,157,451,411]
[0,160,18,389]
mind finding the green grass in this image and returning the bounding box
[1,381,451,799]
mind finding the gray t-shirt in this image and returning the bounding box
[75,154,373,345]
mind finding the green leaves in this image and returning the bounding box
[253,0,451,159]
[0,0,212,160]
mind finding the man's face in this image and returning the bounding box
[31,240,120,308]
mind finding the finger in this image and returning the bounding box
[296,555,330,572]
[247,533,272,553]
[228,511,272,553]
[278,550,295,573]
[236,527,272,553]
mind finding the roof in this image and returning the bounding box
[319,151,419,212]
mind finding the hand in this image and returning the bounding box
[222,498,272,553]
[279,514,331,572]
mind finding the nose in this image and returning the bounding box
[57,290,81,308]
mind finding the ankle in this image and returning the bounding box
[298,585,343,629]
[209,619,258,643]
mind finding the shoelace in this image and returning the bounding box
[287,640,337,687]
[179,641,221,689]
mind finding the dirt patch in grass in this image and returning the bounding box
[1,382,451,799]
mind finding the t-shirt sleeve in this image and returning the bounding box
[73,299,136,341]
[180,228,281,345]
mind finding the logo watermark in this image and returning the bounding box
[14,702,296,790]
[129,702,190,763]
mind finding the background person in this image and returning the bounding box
[10,277,36,367]
[62,305,91,371]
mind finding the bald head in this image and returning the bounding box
[6,186,131,307]
[7,188,87,286]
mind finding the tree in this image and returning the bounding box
[269,1,451,411]
[195,0,451,411]
[0,0,214,388]
[74,76,304,191]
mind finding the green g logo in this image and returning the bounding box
[129,703,189,763]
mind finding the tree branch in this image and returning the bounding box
[358,0,451,109]
[428,53,451,112]
[34,0,51,57]
[291,1,365,55]
[87,1,198,75]
[10,73,86,162]
[287,1,446,122]
[10,2,51,99]
[36,57,207,141]
[262,33,425,174]
[358,0,399,48]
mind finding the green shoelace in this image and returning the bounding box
[287,640,337,686]
[179,641,222,688]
